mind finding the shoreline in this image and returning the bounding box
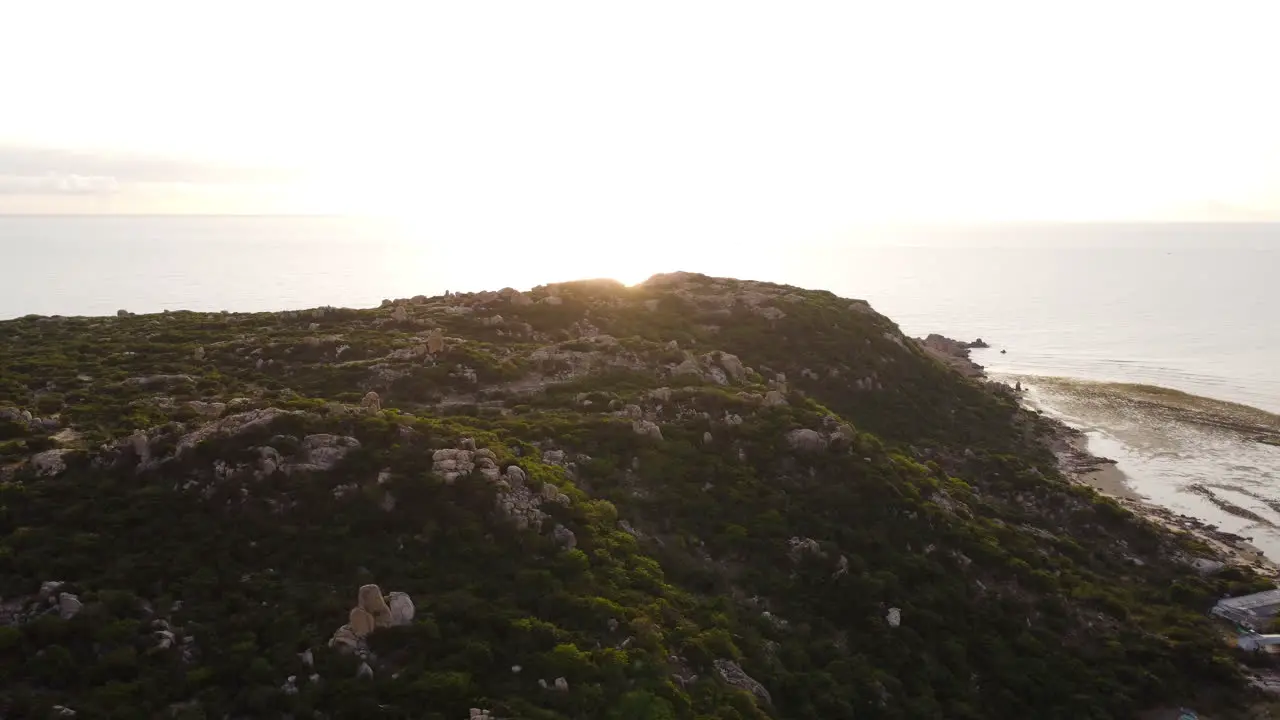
[1047,415,1277,576]
[918,332,1279,578]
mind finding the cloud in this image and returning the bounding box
[0,145,298,186]
[0,173,121,195]
[0,144,303,210]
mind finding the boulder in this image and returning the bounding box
[554,677,569,691]
[829,424,856,450]
[361,391,381,413]
[329,624,359,651]
[359,584,394,627]
[357,661,374,679]
[391,306,408,322]
[349,607,376,637]
[553,524,577,550]
[719,353,746,382]
[293,434,361,472]
[58,592,82,619]
[786,428,827,452]
[39,581,65,600]
[632,420,663,441]
[388,591,415,626]
[193,346,205,361]
[426,328,445,354]
[887,607,902,628]
[703,431,714,446]
[32,449,72,477]
[763,390,787,407]
[672,358,703,378]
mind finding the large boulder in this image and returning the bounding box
[426,328,445,354]
[31,449,71,477]
[718,353,747,382]
[291,434,360,472]
[349,607,376,637]
[786,429,827,452]
[58,593,82,620]
[388,592,415,626]
[329,625,359,651]
[358,584,394,628]
[632,420,663,441]
[360,391,381,413]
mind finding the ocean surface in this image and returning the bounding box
[3,216,1278,556]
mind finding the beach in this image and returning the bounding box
[1027,380,1280,577]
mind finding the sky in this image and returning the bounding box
[2,1,1280,240]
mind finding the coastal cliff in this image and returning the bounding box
[0,272,1273,718]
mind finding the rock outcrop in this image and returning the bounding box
[916,334,985,378]
[31,449,71,477]
[329,585,415,652]
[714,659,771,705]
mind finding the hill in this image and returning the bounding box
[0,272,1271,719]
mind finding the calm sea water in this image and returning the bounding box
[3,216,1279,554]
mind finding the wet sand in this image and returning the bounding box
[1043,395,1278,577]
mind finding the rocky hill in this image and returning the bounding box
[0,272,1271,719]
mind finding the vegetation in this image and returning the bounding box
[0,273,1270,718]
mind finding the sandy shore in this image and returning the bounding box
[1047,412,1278,577]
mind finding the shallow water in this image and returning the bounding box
[1011,376,1280,560]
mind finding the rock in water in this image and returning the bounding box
[388,592,415,626]
[358,584,394,628]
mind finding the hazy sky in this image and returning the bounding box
[3,1,1279,237]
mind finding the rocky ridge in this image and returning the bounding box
[0,271,1273,719]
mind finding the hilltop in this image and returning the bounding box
[0,272,1273,719]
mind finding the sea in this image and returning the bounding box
[2,216,1278,557]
